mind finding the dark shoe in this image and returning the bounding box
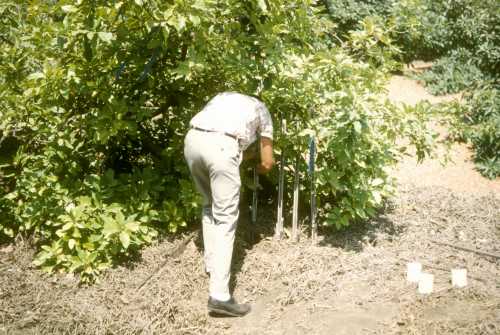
[207,297,251,317]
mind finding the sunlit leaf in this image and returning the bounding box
[119,231,130,248]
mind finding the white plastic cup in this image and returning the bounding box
[407,262,422,283]
[451,268,467,288]
[418,273,434,294]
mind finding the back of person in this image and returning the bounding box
[183,91,274,317]
[189,92,273,151]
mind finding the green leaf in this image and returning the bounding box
[4,192,17,200]
[61,221,74,231]
[125,220,140,232]
[98,32,115,44]
[68,239,76,250]
[257,0,268,13]
[353,121,362,134]
[168,15,187,31]
[61,5,78,13]
[119,231,130,249]
[147,37,162,49]
[77,196,92,206]
[72,228,81,238]
[115,210,125,225]
[27,72,45,81]
[102,216,120,236]
[189,14,201,26]
[3,228,14,238]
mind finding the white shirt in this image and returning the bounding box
[190,92,273,150]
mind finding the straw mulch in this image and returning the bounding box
[1,185,499,335]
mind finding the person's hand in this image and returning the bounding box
[256,163,269,174]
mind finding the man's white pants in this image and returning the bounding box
[184,129,241,301]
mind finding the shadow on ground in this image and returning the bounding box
[320,203,407,252]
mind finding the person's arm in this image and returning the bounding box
[257,136,274,174]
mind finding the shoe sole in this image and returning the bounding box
[208,307,248,317]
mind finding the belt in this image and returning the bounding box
[191,126,238,141]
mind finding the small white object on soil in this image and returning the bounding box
[451,268,468,288]
[418,273,434,294]
[407,262,422,283]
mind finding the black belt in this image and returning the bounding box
[191,126,238,141]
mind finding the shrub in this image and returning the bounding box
[390,0,500,73]
[416,49,487,95]
[461,85,500,179]
[440,84,500,179]
[322,0,393,37]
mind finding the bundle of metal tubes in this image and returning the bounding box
[251,115,317,243]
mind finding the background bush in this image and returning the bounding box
[390,0,500,72]
[415,49,487,95]
[322,0,393,37]
[460,85,500,179]
[322,0,499,74]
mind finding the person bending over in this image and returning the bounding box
[184,92,274,317]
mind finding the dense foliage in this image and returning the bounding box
[0,0,435,280]
[391,0,500,73]
[445,84,500,179]
[414,49,487,95]
[390,0,498,93]
[324,0,499,84]
[322,0,393,37]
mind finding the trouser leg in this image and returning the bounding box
[185,130,241,301]
[184,132,216,275]
[187,171,216,274]
[208,155,241,301]
[202,205,215,274]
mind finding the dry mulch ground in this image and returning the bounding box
[1,76,499,334]
[1,187,498,335]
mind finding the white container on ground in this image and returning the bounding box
[407,262,422,283]
[451,268,467,288]
[418,273,434,294]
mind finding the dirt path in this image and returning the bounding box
[388,76,500,197]
[1,76,499,335]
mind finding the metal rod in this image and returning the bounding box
[310,179,317,241]
[275,116,285,240]
[275,152,284,239]
[251,134,261,228]
[292,155,300,243]
[252,166,258,225]
[309,136,317,241]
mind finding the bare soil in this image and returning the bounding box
[1,76,499,335]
